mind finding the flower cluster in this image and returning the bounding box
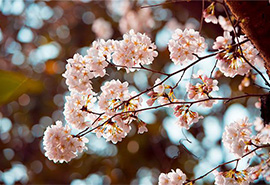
[43,121,88,163]
[112,29,158,70]
[119,8,154,34]
[214,34,260,77]
[168,28,207,65]
[222,118,252,157]
[174,104,203,129]
[92,80,143,144]
[146,78,174,106]
[64,92,97,130]
[186,70,219,107]
[158,169,187,185]
[62,41,110,94]
[213,169,251,185]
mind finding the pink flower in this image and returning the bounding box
[158,169,186,185]
[112,29,158,70]
[222,118,252,157]
[213,32,232,50]
[186,70,219,107]
[174,105,203,129]
[218,16,233,32]
[43,121,88,163]
[92,18,113,39]
[168,28,207,65]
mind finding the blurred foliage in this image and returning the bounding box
[0,70,43,105]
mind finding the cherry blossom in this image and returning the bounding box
[218,16,233,32]
[168,28,207,65]
[186,70,219,107]
[158,169,186,185]
[112,29,158,69]
[213,32,232,50]
[203,2,218,24]
[119,8,155,34]
[174,104,203,129]
[63,92,96,130]
[215,35,260,77]
[43,121,88,163]
[92,17,113,39]
[91,80,143,143]
[222,118,252,157]
[213,170,251,185]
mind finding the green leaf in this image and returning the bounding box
[0,70,43,105]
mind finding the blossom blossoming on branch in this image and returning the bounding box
[222,118,252,157]
[168,28,207,65]
[186,70,219,107]
[92,80,143,144]
[213,169,251,185]
[174,104,203,129]
[63,92,96,130]
[214,34,261,77]
[43,121,88,163]
[203,2,218,24]
[158,168,187,185]
[112,29,158,70]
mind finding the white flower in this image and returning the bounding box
[218,16,233,32]
[203,3,218,24]
[215,35,259,77]
[168,29,207,65]
[213,32,232,50]
[204,13,218,24]
[186,70,219,107]
[174,104,203,129]
[153,78,165,95]
[158,173,170,185]
[43,121,88,163]
[138,124,148,134]
[158,169,186,185]
[112,29,158,70]
[222,118,252,157]
[92,18,113,39]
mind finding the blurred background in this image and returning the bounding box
[0,0,268,184]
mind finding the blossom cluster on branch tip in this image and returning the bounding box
[186,70,219,107]
[158,168,187,185]
[174,104,203,129]
[214,33,261,77]
[222,118,252,157]
[93,80,143,144]
[213,169,251,185]
[113,29,158,70]
[168,28,207,65]
[43,121,88,163]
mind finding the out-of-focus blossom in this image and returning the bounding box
[119,8,154,34]
[218,16,233,32]
[92,18,113,39]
